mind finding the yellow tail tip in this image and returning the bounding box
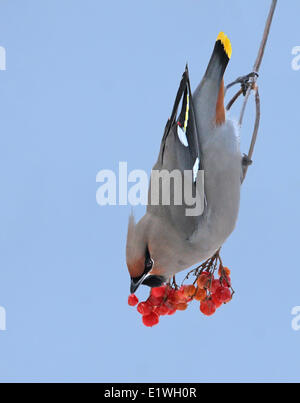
[217,32,232,59]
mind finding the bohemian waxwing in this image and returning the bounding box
[127,32,244,294]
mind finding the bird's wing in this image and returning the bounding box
[147,67,205,239]
[159,66,201,172]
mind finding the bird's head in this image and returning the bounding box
[126,214,165,294]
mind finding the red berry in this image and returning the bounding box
[200,299,216,316]
[142,312,159,327]
[128,294,139,306]
[182,285,196,298]
[220,276,231,288]
[164,299,177,315]
[137,303,144,314]
[211,293,223,308]
[168,288,187,304]
[154,304,169,316]
[165,299,176,311]
[151,286,166,298]
[137,301,153,315]
[215,286,232,303]
[218,266,231,277]
[197,272,211,289]
[194,287,207,302]
[147,294,164,307]
[176,288,188,302]
[176,302,188,311]
[210,279,221,294]
[166,289,176,301]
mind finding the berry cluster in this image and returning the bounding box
[128,265,233,327]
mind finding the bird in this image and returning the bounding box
[126,32,244,294]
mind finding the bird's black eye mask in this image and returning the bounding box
[144,246,153,273]
[141,247,165,288]
[130,246,153,284]
[130,246,165,293]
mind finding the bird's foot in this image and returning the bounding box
[242,153,253,167]
[226,72,259,96]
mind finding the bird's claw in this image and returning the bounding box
[242,154,253,166]
[226,72,259,96]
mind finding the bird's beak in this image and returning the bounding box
[130,272,149,294]
[130,256,154,294]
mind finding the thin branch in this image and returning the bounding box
[242,87,261,182]
[226,88,243,111]
[253,0,278,73]
[239,0,277,128]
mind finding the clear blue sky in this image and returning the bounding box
[0,0,299,382]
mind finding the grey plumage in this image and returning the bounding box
[126,34,242,290]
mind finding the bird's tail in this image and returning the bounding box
[193,32,232,136]
[204,32,232,81]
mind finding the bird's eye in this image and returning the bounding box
[144,246,153,272]
[145,258,153,269]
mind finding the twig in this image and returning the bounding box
[172,275,178,289]
[239,0,277,157]
[242,87,260,182]
[225,0,277,183]
[226,88,243,111]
